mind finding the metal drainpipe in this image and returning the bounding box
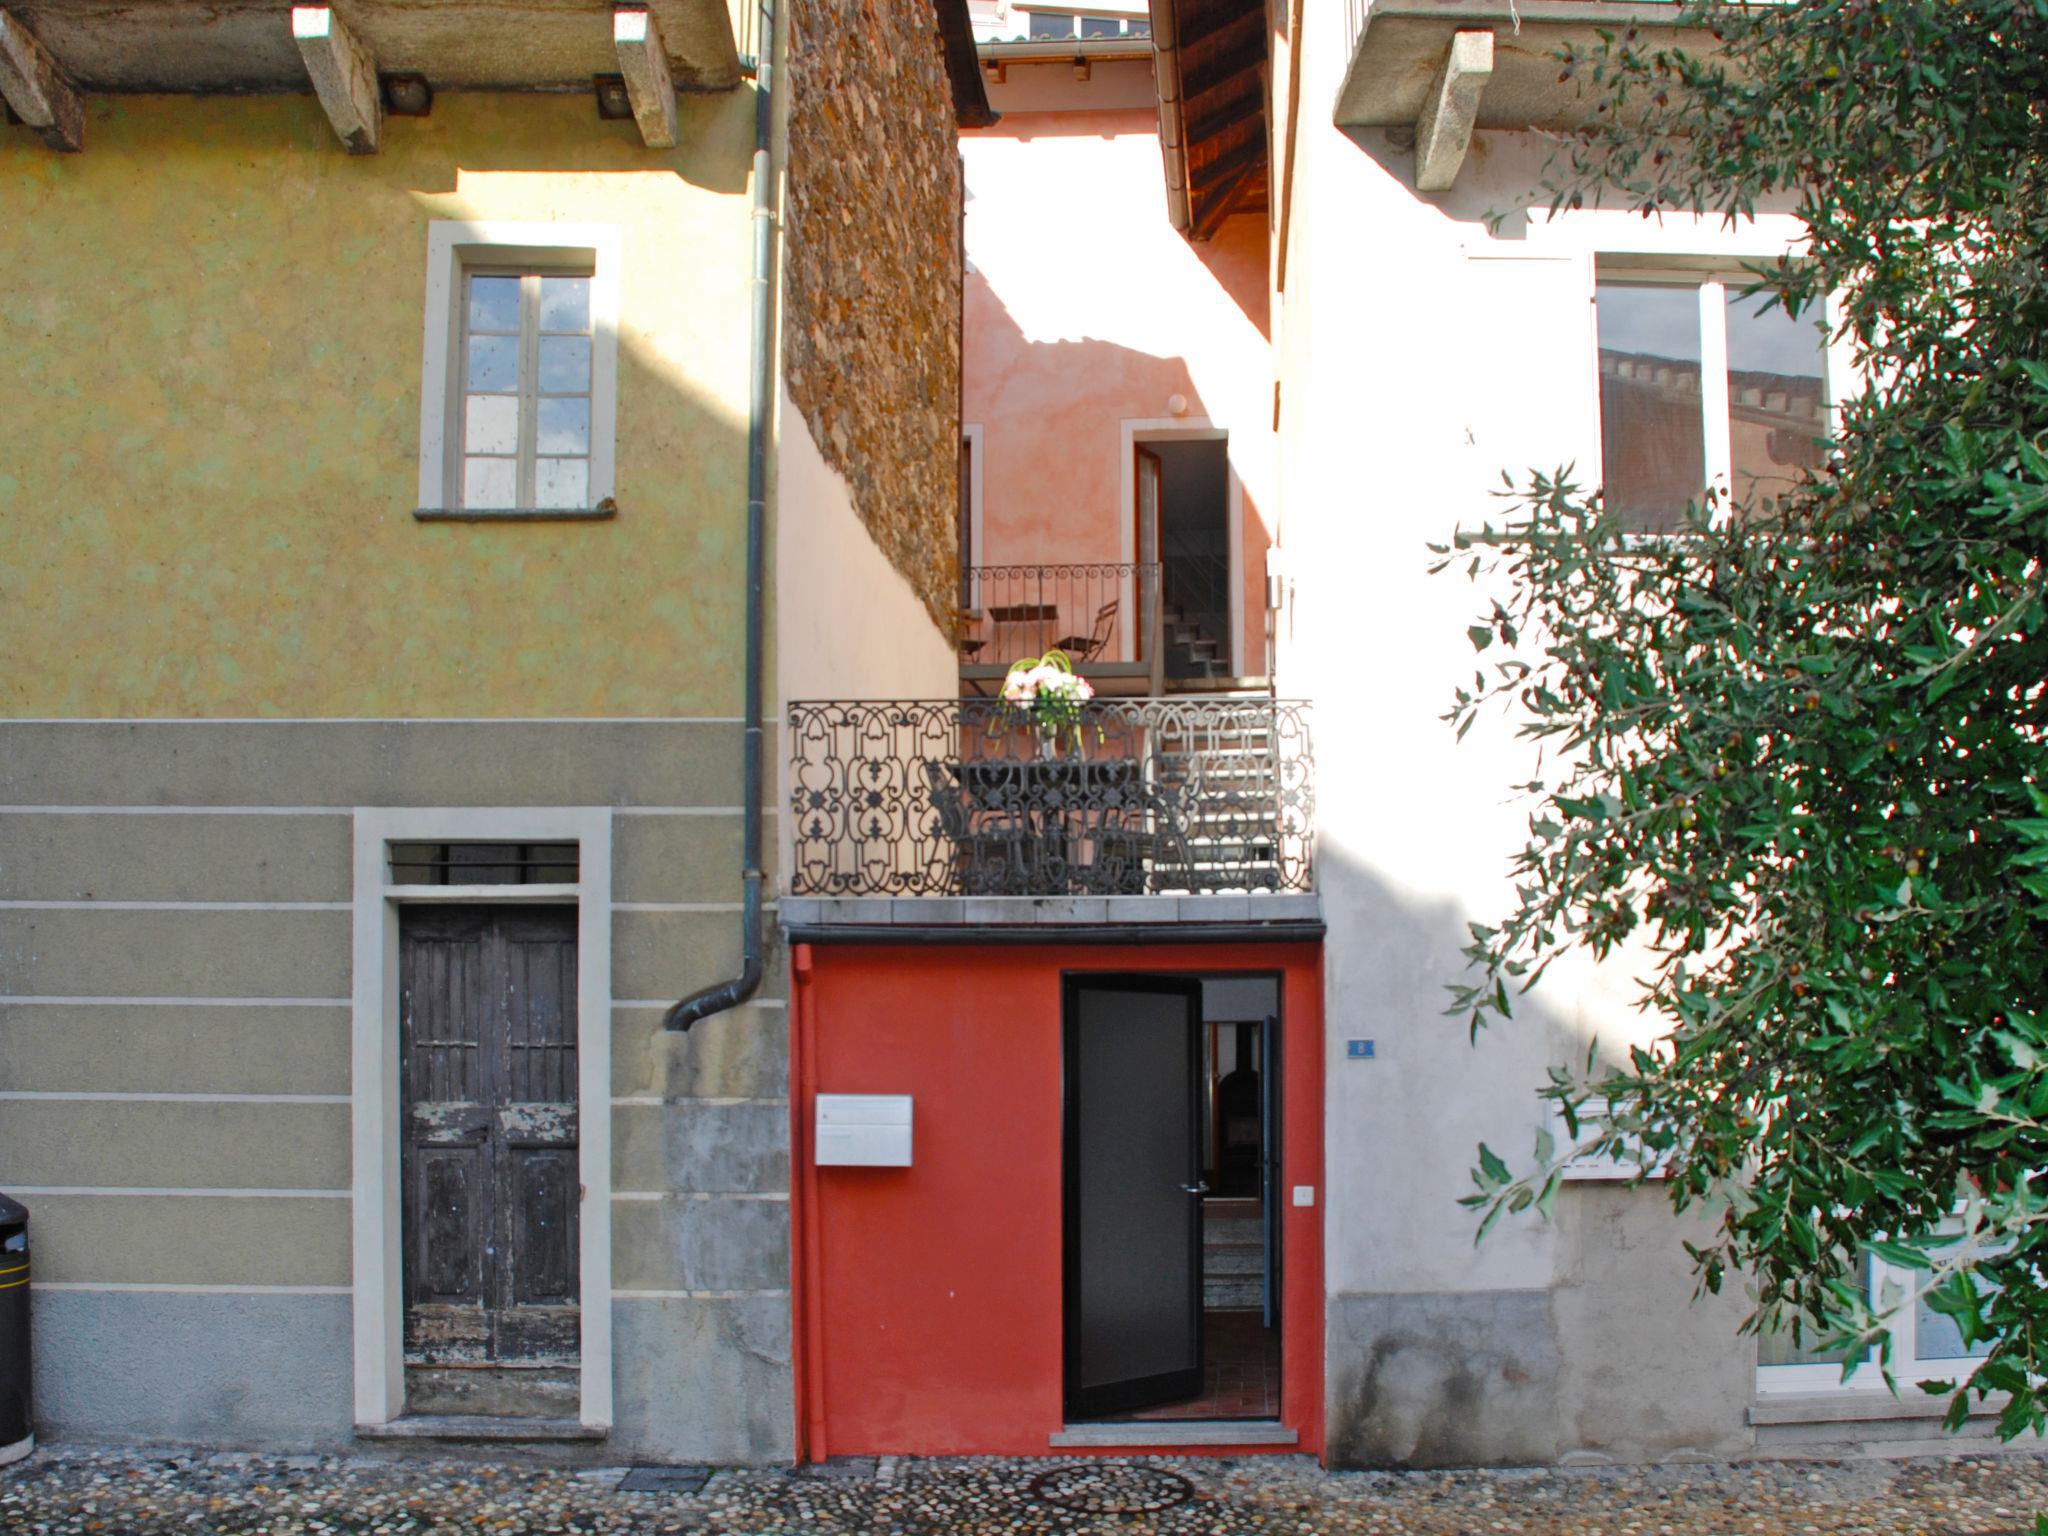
[666,0,780,1032]
[1148,0,1191,232]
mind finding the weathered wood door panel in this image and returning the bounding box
[400,905,580,1394]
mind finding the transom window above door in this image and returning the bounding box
[460,270,596,512]
[1594,270,1832,533]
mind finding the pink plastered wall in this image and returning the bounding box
[961,105,1276,678]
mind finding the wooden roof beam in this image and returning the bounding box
[1187,133,1265,237]
[0,8,83,152]
[1190,156,1257,239]
[1413,28,1492,191]
[1177,4,1266,61]
[291,6,380,154]
[1180,43,1265,110]
[613,5,678,149]
[1188,88,1262,147]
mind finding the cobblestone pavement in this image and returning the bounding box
[3,1444,2046,1536]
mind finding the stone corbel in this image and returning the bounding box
[292,5,381,153]
[1414,29,1492,193]
[0,8,84,152]
[613,6,678,150]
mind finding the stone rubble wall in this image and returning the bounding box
[783,0,962,634]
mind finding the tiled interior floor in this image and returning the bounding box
[1121,1309,1281,1421]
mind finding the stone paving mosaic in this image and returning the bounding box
[2,1443,2046,1535]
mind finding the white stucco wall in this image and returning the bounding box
[774,385,959,899]
[774,384,959,708]
[1282,0,1811,1464]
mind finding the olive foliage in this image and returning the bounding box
[1440,0,2048,1435]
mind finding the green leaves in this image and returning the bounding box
[1443,0,2048,1446]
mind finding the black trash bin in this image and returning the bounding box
[0,1194,29,1467]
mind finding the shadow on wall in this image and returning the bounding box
[963,274,1277,671]
[1311,837,1756,1468]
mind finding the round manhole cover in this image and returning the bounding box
[1029,1461,1196,1515]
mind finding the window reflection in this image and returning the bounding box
[1596,282,1706,533]
[1726,289,1827,521]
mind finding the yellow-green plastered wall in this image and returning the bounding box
[1,91,759,718]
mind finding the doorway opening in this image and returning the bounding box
[1133,437,1233,685]
[1062,972,1281,1424]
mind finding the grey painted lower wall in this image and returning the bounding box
[611,1295,794,1463]
[1326,1289,1563,1468]
[3,719,794,1462]
[32,1290,354,1449]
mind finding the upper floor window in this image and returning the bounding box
[1595,270,1830,533]
[1025,7,1149,37]
[417,221,620,520]
[460,271,596,511]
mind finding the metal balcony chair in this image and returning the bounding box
[1054,598,1119,665]
[1081,763,1196,895]
[921,760,1041,894]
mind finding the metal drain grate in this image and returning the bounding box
[618,1465,712,1495]
[1029,1461,1196,1515]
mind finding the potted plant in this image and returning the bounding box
[999,648,1097,758]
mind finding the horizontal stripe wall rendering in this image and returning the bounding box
[0,719,794,1460]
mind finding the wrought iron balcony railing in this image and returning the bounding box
[960,563,1163,693]
[788,698,1313,897]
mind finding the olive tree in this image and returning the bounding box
[1440,0,2048,1438]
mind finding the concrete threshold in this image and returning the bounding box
[1049,1420,1298,1448]
[356,1415,607,1443]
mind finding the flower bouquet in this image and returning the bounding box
[999,648,1097,756]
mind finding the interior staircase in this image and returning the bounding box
[1203,1201,1265,1310]
[1160,599,1229,682]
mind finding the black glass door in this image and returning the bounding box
[1063,975,1204,1419]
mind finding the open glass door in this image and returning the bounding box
[1260,1010,1282,1331]
[1135,445,1164,685]
[1063,975,1204,1419]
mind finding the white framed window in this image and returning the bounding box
[1755,1237,1997,1395]
[1023,7,1150,38]
[416,221,620,519]
[1594,264,1833,533]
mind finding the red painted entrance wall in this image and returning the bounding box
[789,941,1324,1461]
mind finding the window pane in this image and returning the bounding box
[527,843,580,884]
[467,275,521,333]
[538,396,590,455]
[464,456,517,508]
[464,393,520,455]
[388,841,443,885]
[1727,289,1828,521]
[1079,14,1119,36]
[539,335,592,394]
[1914,1295,1994,1363]
[1758,1255,1873,1368]
[1029,10,1075,35]
[535,457,589,509]
[466,333,518,393]
[538,276,590,334]
[1597,281,1706,533]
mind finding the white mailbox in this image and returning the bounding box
[815,1094,913,1167]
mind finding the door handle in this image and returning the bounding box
[1181,1181,1209,1195]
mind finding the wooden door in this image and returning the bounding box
[1136,445,1165,686]
[400,905,580,1402]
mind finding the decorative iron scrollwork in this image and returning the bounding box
[788,698,1314,897]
